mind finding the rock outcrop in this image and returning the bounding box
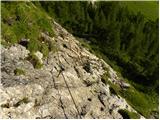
[0,21,144,119]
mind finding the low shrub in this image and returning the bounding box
[14,68,25,75]
[118,109,140,119]
[40,43,49,58]
[101,70,111,84]
[109,86,118,95]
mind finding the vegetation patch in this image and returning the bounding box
[101,70,111,85]
[83,62,92,74]
[102,70,158,118]
[48,40,57,53]
[1,2,55,58]
[27,53,43,69]
[119,87,158,118]
[120,1,158,21]
[118,109,140,119]
[39,43,49,58]
[1,103,10,108]
[109,86,118,96]
[14,68,25,75]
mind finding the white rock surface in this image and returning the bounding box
[34,51,43,64]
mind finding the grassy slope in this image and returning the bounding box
[1,2,54,52]
[1,2,56,69]
[120,1,159,21]
[2,2,56,54]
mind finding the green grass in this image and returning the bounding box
[40,43,49,58]
[1,2,55,57]
[120,1,159,21]
[101,70,111,85]
[118,109,140,119]
[14,68,25,75]
[109,86,118,96]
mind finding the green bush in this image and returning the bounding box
[14,68,25,75]
[101,70,111,84]
[118,109,140,119]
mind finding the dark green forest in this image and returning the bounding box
[37,1,159,92]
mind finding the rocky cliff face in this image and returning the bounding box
[0,21,144,119]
